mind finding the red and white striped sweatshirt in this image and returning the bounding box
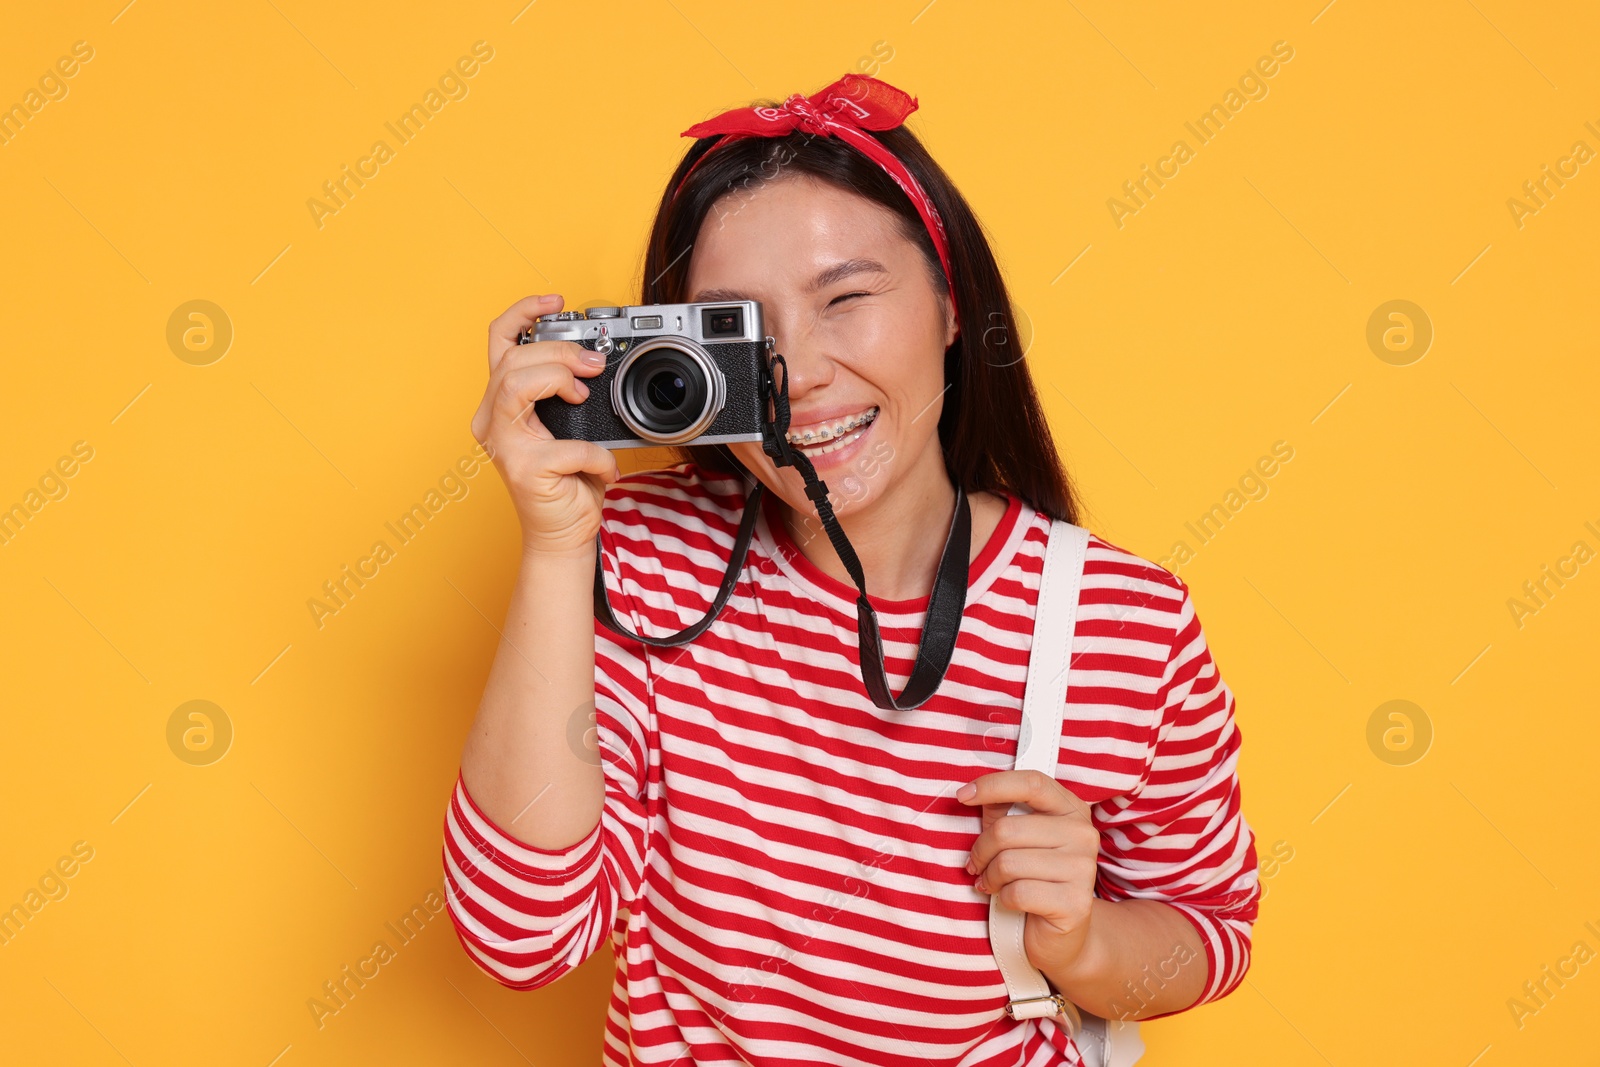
[443,463,1260,1066]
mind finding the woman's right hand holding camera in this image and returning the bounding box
[474,293,621,557]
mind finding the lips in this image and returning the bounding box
[785,406,879,449]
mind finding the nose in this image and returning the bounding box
[768,314,835,401]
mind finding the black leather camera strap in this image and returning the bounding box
[590,483,763,650]
[591,349,971,711]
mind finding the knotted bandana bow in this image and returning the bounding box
[675,73,956,313]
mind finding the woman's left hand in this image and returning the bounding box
[957,769,1102,979]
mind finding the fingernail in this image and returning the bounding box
[581,350,605,367]
[965,857,976,876]
[956,782,976,802]
[544,293,563,304]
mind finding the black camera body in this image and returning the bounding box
[518,301,770,449]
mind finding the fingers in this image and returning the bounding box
[492,338,606,386]
[472,342,605,444]
[471,297,622,555]
[958,769,1091,831]
[489,362,588,442]
[540,437,622,484]
[967,812,1099,873]
[488,293,565,370]
[970,846,1093,899]
[980,875,1091,925]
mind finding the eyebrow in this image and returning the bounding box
[690,257,890,303]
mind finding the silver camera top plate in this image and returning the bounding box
[530,300,765,345]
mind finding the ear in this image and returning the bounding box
[942,291,959,349]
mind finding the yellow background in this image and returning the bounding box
[2,1,1595,1063]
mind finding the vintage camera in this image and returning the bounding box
[517,301,770,448]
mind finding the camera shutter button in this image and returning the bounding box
[594,324,615,357]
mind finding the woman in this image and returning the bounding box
[443,74,1259,1065]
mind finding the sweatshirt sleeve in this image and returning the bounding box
[1091,577,1260,1017]
[441,538,654,990]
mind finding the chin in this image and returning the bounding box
[728,428,900,520]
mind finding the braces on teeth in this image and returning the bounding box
[787,407,878,447]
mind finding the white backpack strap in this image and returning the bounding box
[990,518,1088,1026]
[987,520,1146,1066]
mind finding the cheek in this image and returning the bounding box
[825,304,943,401]
[851,315,934,412]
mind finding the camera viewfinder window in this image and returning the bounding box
[702,307,742,337]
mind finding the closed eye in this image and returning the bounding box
[830,291,871,306]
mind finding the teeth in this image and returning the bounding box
[786,406,878,447]
[796,424,870,457]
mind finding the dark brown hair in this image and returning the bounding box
[638,117,1083,525]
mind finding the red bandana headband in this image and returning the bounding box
[675,73,957,323]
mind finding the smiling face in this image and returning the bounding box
[685,174,958,523]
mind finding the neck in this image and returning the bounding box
[780,449,963,603]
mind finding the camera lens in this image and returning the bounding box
[612,339,725,445]
[627,349,705,435]
[646,368,688,412]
